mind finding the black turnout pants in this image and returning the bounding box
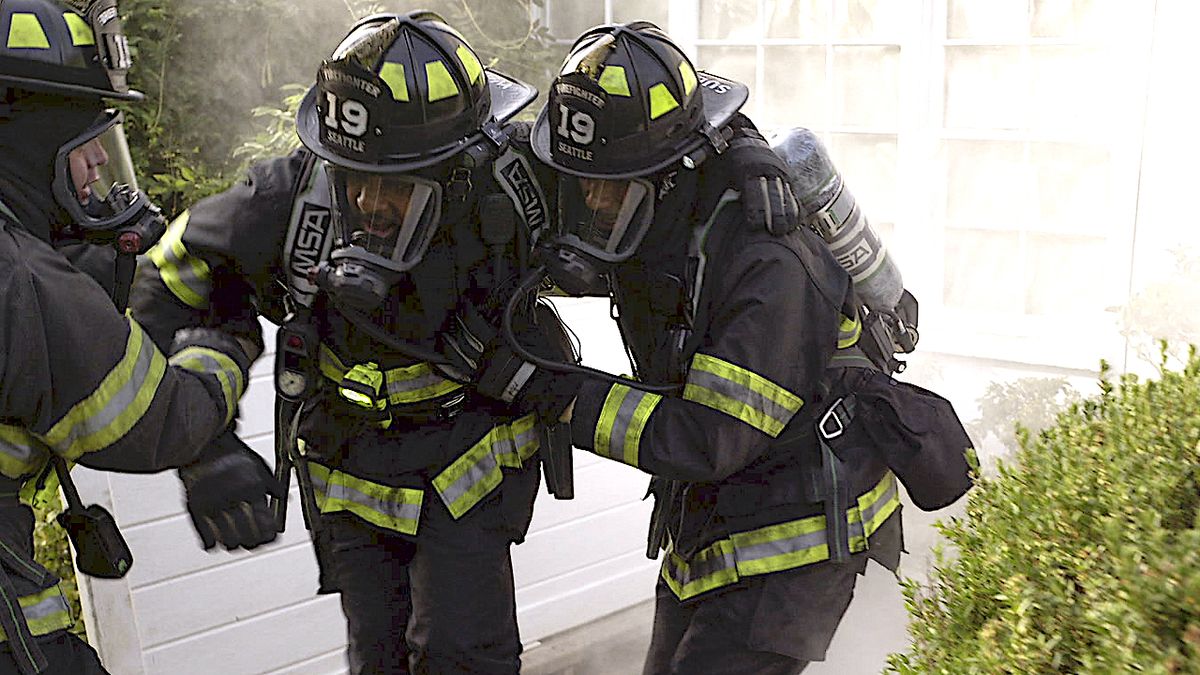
[322,494,525,674]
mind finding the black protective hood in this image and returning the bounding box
[0,93,101,241]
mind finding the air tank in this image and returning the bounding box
[771,127,904,313]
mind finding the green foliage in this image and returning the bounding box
[889,346,1200,674]
[31,498,85,638]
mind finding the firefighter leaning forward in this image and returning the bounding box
[0,1,280,673]
[130,12,583,675]
[526,23,905,674]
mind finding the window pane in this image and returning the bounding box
[1025,234,1109,315]
[944,46,1028,129]
[944,229,1024,313]
[765,0,829,39]
[612,0,669,27]
[1028,46,1112,133]
[1028,143,1113,236]
[760,46,825,130]
[547,0,606,38]
[1032,0,1139,40]
[701,0,759,40]
[834,0,911,41]
[832,46,899,128]
[827,133,898,224]
[946,0,1027,40]
[698,45,759,118]
[943,140,1031,230]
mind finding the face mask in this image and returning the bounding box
[311,165,443,311]
[51,110,166,255]
[540,175,654,296]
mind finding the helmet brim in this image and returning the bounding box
[531,70,749,179]
[0,73,143,102]
[297,68,536,173]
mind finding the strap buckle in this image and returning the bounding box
[818,397,851,440]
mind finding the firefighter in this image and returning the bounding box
[523,23,905,674]
[0,1,280,673]
[129,12,569,674]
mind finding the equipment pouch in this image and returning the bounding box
[51,457,133,578]
[824,370,975,511]
[57,505,133,579]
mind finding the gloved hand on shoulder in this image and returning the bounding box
[177,429,283,551]
[724,113,800,235]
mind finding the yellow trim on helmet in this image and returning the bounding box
[63,12,95,46]
[598,65,631,97]
[456,45,483,85]
[678,61,698,97]
[648,83,680,120]
[379,62,410,102]
[425,60,459,102]
[8,13,51,49]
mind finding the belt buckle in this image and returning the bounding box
[818,398,847,440]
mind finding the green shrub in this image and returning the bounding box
[30,497,84,638]
[889,347,1200,674]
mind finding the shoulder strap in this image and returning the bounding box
[681,190,742,358]
[280,153,335,309]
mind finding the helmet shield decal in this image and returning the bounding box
[556,176,654,263]
[327,165,443,273]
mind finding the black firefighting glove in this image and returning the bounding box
[178,430,283,551]
[724,113,801,235]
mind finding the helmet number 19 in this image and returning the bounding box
[556,105,594,145]
[324,93,370,137]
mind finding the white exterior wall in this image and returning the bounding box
[74,299,659,674]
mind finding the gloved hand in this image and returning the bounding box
[178,430,284,551]
[724,113,800,235]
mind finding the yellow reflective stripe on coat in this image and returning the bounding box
[682,353,803,438]
[168,346,245,426]
[38,320,167,461]
[594,384,661,469]
[0,425,47,480]
[837,312,862,350]
[307,462,423,535]
[0,586,73,644]
[661,472,900,601]
[146,211,212,309]
[433,416,541,519]
[318,344,462,406]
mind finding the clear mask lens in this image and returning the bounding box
[558,176,653,262]
[56,110,142,230]
[329,167,442,273]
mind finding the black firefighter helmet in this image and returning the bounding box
[296,11,536,311]
[530,22,747,280]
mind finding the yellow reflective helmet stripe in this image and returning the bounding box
[648,83,680,120]
[307,461,423,535]
[678,61,697,97]
[7,13,50,49]
[168,346,246,426]
[146,211,212,310]
[63,12,94,46]
[595,383,662,468]
[38,320,167,460]
[683,353,804,438]
[598,65,631,97]
[425,60,459,102]
[455,45,482,85]
[379,61,409,102]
